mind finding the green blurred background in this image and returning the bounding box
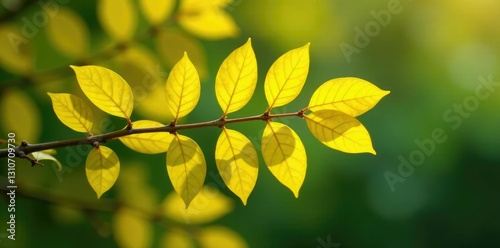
[1,0,499,247]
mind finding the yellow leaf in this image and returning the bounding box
[156,28,208,79]
[0,24,33,75]
[167,135,206,208]
[71,65,134,120]
[140,0,175,25]
[86,146,120,198]
[45,7,89,58]
[113,207,152,248]
[264,43,310,110]
[198,226,249,248]
[114,44,173,122]
[215,38,258,116]
[31,151,62,171]
[261,122,307,197]
[160,229,194,248]
[162,186,233,224]
[165,52,200,120]
[97,0,137,41]
[305,109,376,154]
[0,89,40,142]
[215,128,258,205]
[178,0,239,39]
[119,120,173,154]
[47,93,93,134]
[308,77,390,117]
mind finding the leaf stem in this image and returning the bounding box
[0,111,303,159]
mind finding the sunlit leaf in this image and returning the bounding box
[198,226,249,248]
[119,120,173,154]
[97,0,137,41]
[215,128,258,205]
[113,207,152,248]
[160,229,194,248]
[264,43,310,110]
[162,186,233,224]
[156,28,208,79]
[0,88,40,142]
[45,7,89,58]
[140,0,175,25]
[114,44,173,122]
[47,93,93,134]
[0,24,33,75]
[216,38,257,116]
[178,0,239,39]
[308,77,390,117]
[261,122,306,197]
[71,65,134,120]
[86,146,120,198]
[31,151,62,171]
[167,135,206,208]
[305,109,376,154]
[165,52,200,120]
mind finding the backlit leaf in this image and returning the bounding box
[0,88,40,142]
[45,7,89,58]
[198,226,249,248]
[86,146,120,198]
[47,93,93,134]
[31,151,62,171]
[305,109,376,154]
[71,65,134,120]
[160,229,194,248]
[216,38,258,116]
[264,43,310,110]
[165,52,200,120]
[162,186,233,224]
[215,128,258,205]
[97,0,137,41]
[119,120,173,154]
[0,24,33,75]
[308,77,390,117]
[113,207,152,248]
[167,135,206,208]
[178,0,239,39]
[261,122,307,197]
[140,0,175,25]
[156,28,208,79]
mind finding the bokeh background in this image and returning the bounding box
[1,0,499,247]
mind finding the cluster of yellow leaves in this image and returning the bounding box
[47,39,389,207]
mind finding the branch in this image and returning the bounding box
[0,111,305,159]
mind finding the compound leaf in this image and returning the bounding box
[47,93,93,134]
[167,134,206,208]
[165,52,200,120]
[261,122,307,198]
[119,120,173,154]
[162,186,233,224]
[178,0,239,39]
[71,65,134,120]
[305,109,376,154]
[46,7,89,58]
[113,207,152,248]
[215,128,258,205]
[216,38,257,116]
[97,0,137,41]
[86,146,120,199]
[140,0,175,25]
[264,43,310,110]
[308,77,390,117]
